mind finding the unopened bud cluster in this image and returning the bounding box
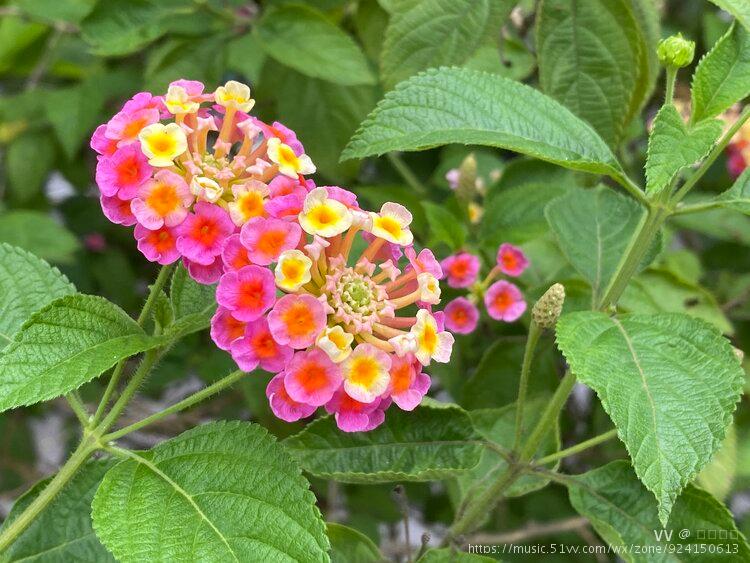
[532,283,565,329]
[657,33,695,69]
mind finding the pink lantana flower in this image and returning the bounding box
[268,294,327,349]
[176,202,235,265]
[388,355,430,411]
[210,307,247,351]
[325,388,389,432]
[130,170,193,229]
[216,265,276,322]
[230,318,293,373]
[100,195,136,226]
[221,234,252,272]
[239,217,302,266]
[134,224,180,265]
[184,256,223,284]
[484,280,527,322]
[496,243,529,277]
[441,251,480,288]
[95,144,152,199]
[443,297,480,334]
[283,348,342,406]
[266,373,317,422]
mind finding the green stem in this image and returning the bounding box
[672,200,723,216]
[103,369,245,441]
[65,393,90,427]
[610,172,648,205]
[387,152,427,195]
[533,429,618,466]
[0,439,98,552]
[519,370,577,463]
[92,264,174,425]
[597,205,669,310]
[674,105,750,204]
[664,67,677,105]
[513,322,541,452]
[98,348,161,433]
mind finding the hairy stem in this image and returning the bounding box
[92,264,174,425]
[65,392,90,427]
[533,429,618,466]
[0,439,98,552]
[103,369,245,441]
[513,322,541,452]
[664,67,677,106]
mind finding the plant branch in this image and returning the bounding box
[533,429,618,466]
[467,516,590,545]
[103,369,245,441]
[387,152,427,194]
[673,105,750,204]
[610,172,649,206]
[672,200,723,216]
[92,264,174,425]
[513,322,541,452]
[65,393,90,428]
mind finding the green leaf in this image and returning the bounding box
[255,4,375,86]
[45,77,107,160]
[226,33,266,83]
[0,244,76,351]
[92,421,329,562]
[708,0,750,32]
[537,0,655,146]
[380,0,512,90]
[556,312,745,525]
[0,18,46,74]
[545,187,655,306]
[170,263,216,320]
[645,104,722,195]
[0,294,164,412]
[341,67,623,180]
[692,23,750,123]
[567,460,750,562]
[0,211,80,264]
[270,65,378,181]
[417,548,495,562]
[6,131,56,203]
[422,202,466,250]
[327,523,381,563]
[620,269,732,334]
[283,403,482,483]
[715,165,750,214]
[696,424,737,500]
[453,397,560,510]
[15,0,96,24]
[1,459,116,562]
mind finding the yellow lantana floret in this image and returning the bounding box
[138,123,188,167]
[411,309,454,366]
[369,202,413,245]
[215,80,255,112]
[317,325,354,363]
[228,181,269,226]
[299,187,352,237]
[266,137,316,178]
[275,249,313,291]
[164,85,199,115]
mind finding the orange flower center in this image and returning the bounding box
[147,229,175,252]
[146,183,180,216]
[297,360,329,393]
[239,191,264,218]
[252,331,278,359]
[237,279,265,310]
[348,356,379,387]
[116,157,141,184]
[257,229,288,257]
[282,302,315,337]
[191,217,219,246]
[390,362,413,393]
[493,290,513,311]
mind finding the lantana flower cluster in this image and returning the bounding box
[92,79,454,432]
[440,244,530,335]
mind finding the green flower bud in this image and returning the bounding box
[456,153,478,201]
[657,33,695,69]
[532,283,565,329]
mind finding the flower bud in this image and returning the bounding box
[657,34,695,69]
[532,283,565,329]
[456,153,478,201]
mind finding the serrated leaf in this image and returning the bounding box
[422,202,466,250]
[380,0,512,90]
[567,461,750,562]
[545,187,657,306]
[341,67,623,180]
[537,0,655,146]
[0,460,116,562]
[715,166,750,214]
[0,294,165,412]
[283,403,482,483]
[92,421,329,562]
[6,132,56,203]
[170,263,216,320]
[452,397,560,511]
[556,312,744,525]
[646,104,722,195]
[0,211,79,264]
[255,4,375,86]
[708,0,750,32]
[0,244,76,351]
[327,523,381,563]
[692,23,750,123]
[417,548,495,562]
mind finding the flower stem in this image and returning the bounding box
[0,439,98,552]
[512,321,541,452]
[387,152,427,195]
[65,392,90,428]
[92,264,174,425]
[664,67,677,105]
[533,428,618,466]
[103,369,245,441]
